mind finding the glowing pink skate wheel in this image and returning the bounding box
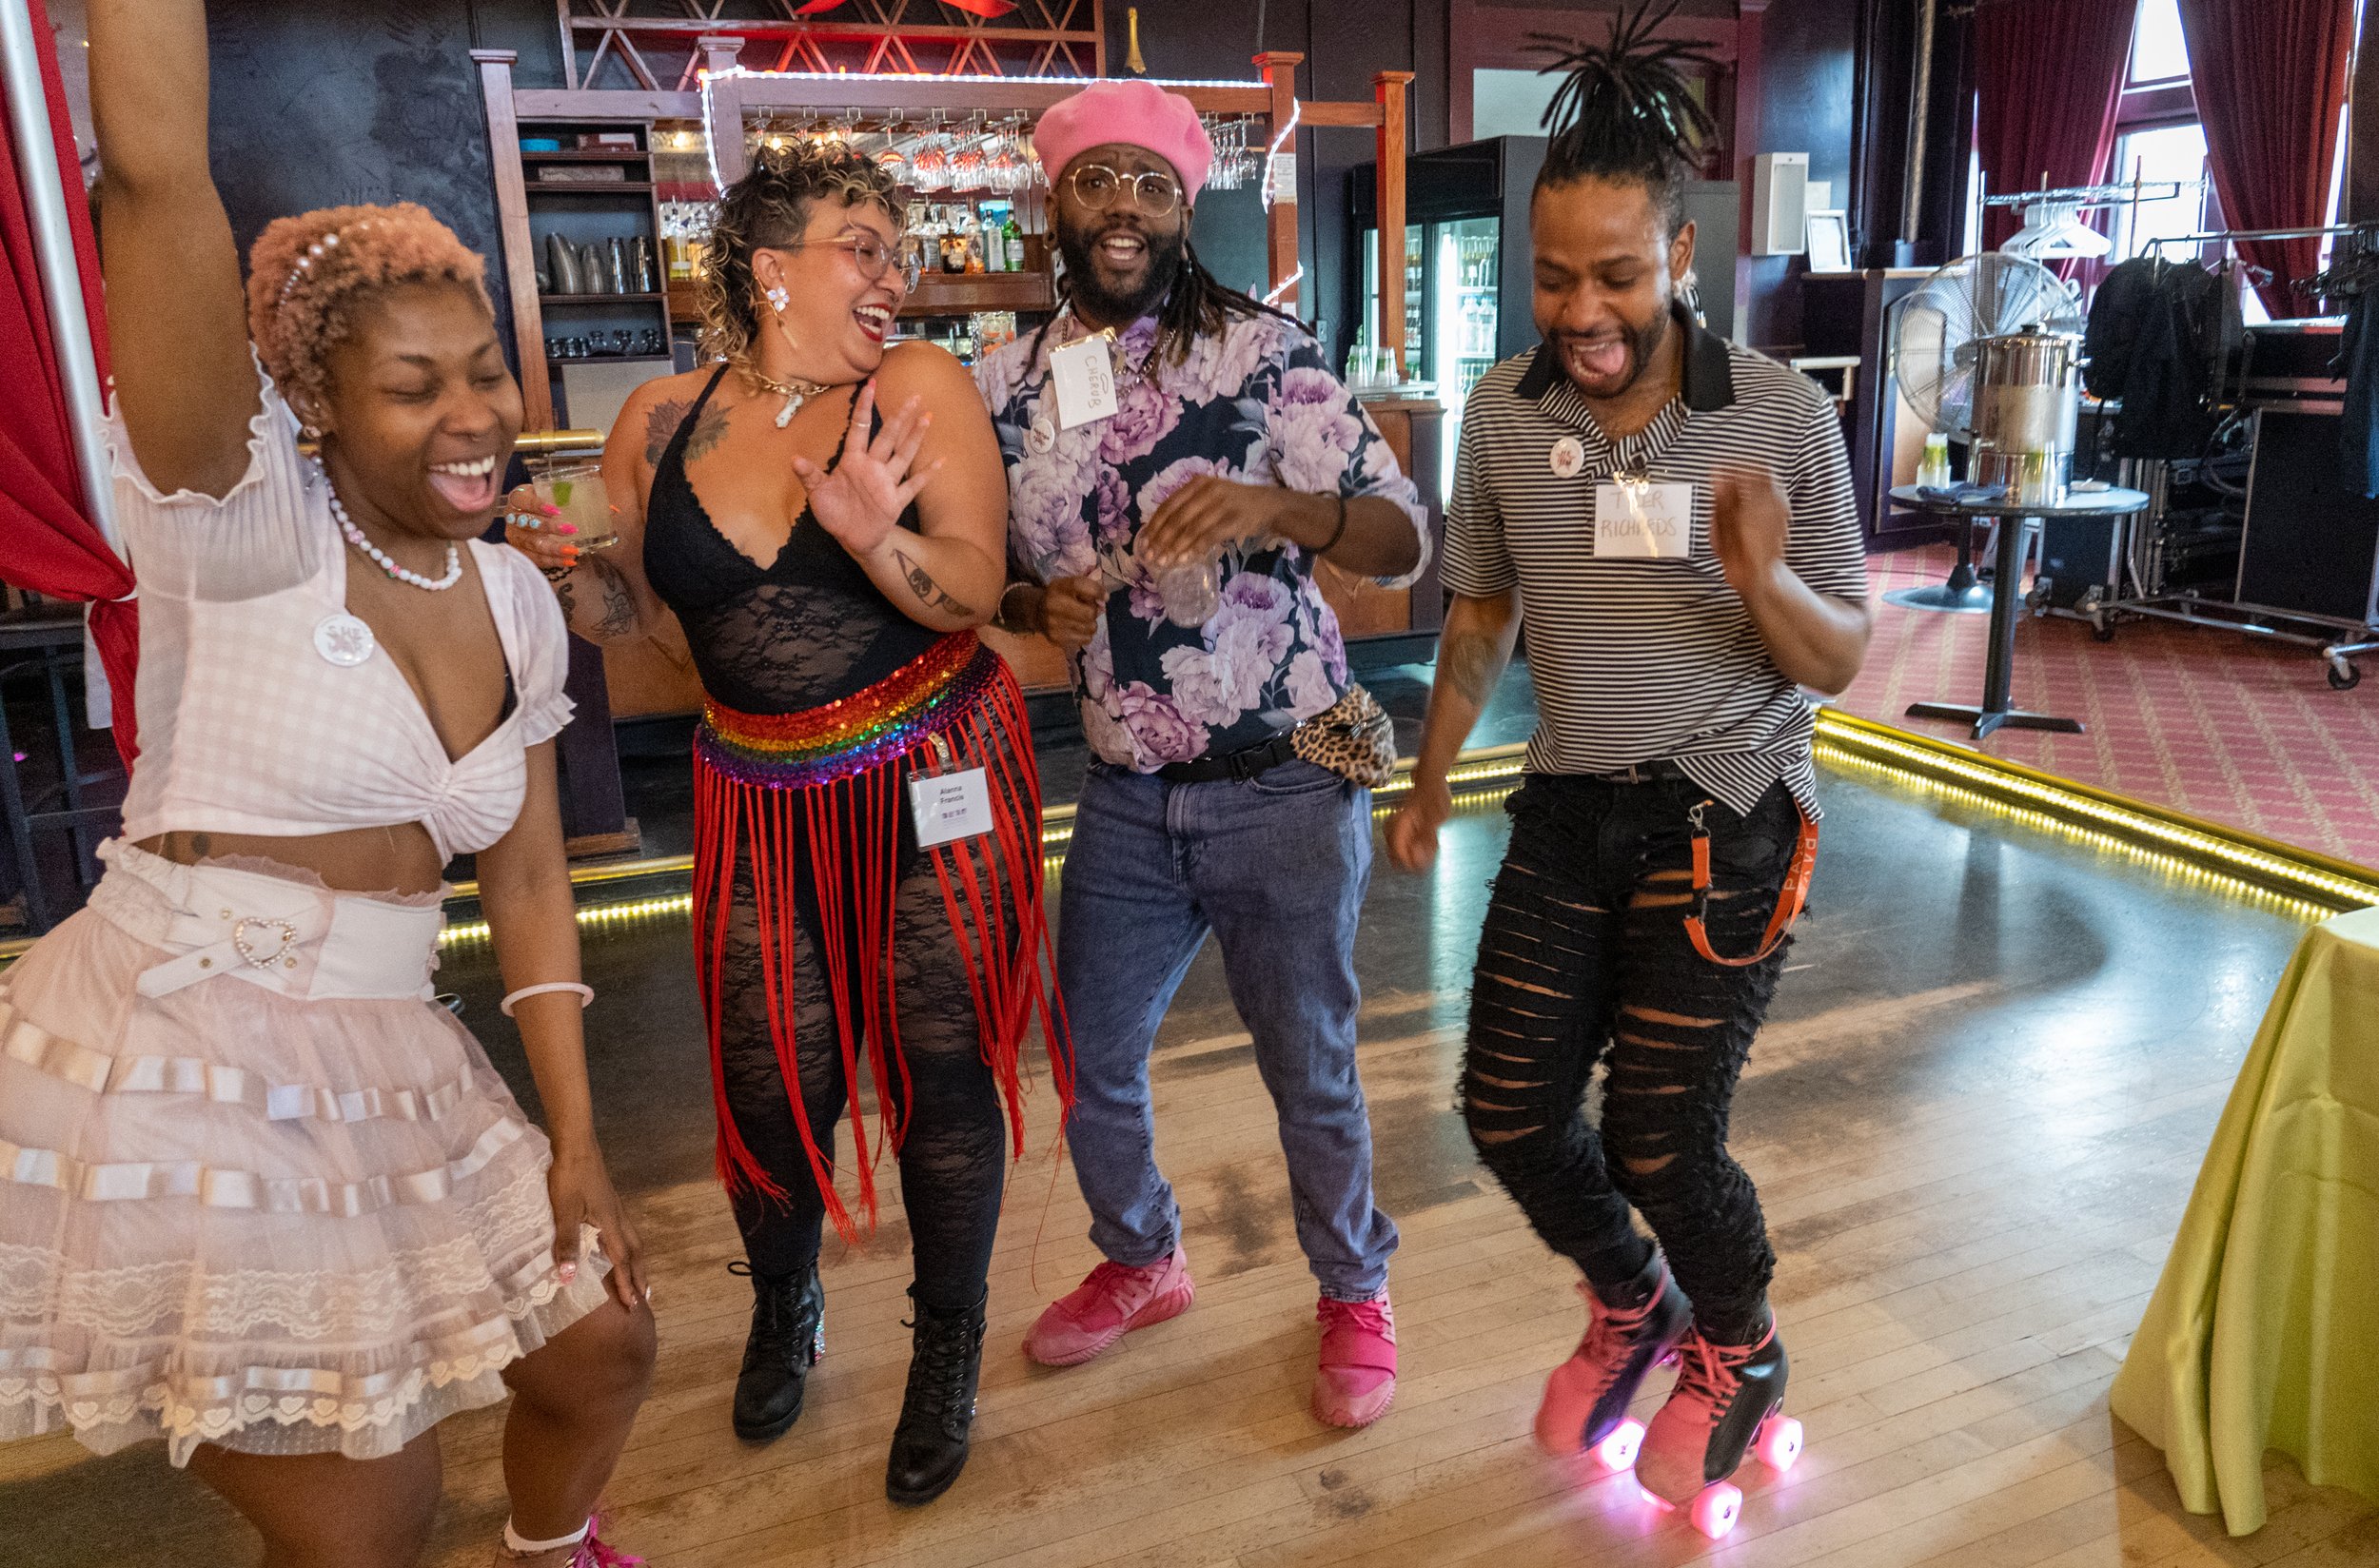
[1755,1415,1803,1473]
[1690,1482,1742,1539]
[1594,1419,1643,1471]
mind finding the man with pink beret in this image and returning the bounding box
[976,77,1431,1430]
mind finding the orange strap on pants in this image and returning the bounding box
[1682,798,1819,968]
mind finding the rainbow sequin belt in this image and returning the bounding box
[695,632,995,791]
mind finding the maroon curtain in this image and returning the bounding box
[1,0,136,760]
[2178,0,2356,317]
[1974,0,2138,249]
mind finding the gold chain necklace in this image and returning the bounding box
[739,364,835,429]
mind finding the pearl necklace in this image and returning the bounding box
[317,461,462,591]
[741,365,835,429]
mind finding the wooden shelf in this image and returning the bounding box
[540,292,666,304]
[899,270,1055,318]
[549,353,673,368]
[529,180,657,194]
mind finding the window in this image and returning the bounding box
[2127,0,2191,87]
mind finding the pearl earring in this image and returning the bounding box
[765,284,790,314]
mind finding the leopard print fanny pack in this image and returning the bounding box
[1290,682,1398,789]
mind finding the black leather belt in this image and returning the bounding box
[1155,729,1305,784]
[1585,759,1693,784]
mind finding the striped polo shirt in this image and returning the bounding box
[1442,310,1868,817]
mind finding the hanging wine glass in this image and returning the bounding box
[875,110,908,186]
[910,113,950,192]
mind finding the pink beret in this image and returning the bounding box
[1033,79,1214,203]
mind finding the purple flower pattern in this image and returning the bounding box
[977,309,1428,772]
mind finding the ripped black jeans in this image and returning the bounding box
[1463,773,1799,1343]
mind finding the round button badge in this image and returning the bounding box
[312,613,376,667]
[1026,415,1057,455]
[1549,436,1586,480]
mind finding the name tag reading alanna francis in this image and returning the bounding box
[1593,473,1695,559]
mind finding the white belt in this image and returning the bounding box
[111,853,443,1003]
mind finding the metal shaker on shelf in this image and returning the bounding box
[1969,324,2083,507]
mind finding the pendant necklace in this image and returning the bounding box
[743,366,834,429]
[317,458,462,591]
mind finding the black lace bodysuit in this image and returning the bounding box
[644,363,1014,1303]
[643,363,942,715]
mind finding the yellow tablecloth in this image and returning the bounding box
[2111,905,2379,1535]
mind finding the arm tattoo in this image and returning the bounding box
[583,556,642,639]
[892,546,975,618]
[1440,627,1507,709]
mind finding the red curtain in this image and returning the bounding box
[2177,0,2356,317]
[1,0,136,761]
[1974,0,2139,250]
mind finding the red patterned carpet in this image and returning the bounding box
[1835,544,2379,870]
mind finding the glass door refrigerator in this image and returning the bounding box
[1350,138,1548,500]
[1350,136,1737,500]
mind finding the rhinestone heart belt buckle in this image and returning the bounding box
[230,916,303,972]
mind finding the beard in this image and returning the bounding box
[1549,299,1672,400]
[1057,218,1188,325]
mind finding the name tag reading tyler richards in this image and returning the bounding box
[1593,478,1696,559]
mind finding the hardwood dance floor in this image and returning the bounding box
[3,766,2370,1567]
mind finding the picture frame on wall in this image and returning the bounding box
[1805,210,1853,272]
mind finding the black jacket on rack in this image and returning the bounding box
[2340,292,2379,499]
[2084,257,2231,459]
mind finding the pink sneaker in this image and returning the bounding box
[567,1519,643,1568]
[1023,1245,1195,1366]
[1312,1293,1398,1428]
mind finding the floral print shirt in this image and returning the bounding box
[975,308,1430,772]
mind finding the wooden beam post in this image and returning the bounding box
[1375,70,1413,377]
[474,49,554,431]
[1255,50,1304,308]
[700,35,749,186]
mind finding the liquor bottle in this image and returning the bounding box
[1003,212,1025,272]
[983,214,1007,272]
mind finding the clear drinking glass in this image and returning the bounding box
[531,459,619,551]
[1155,558,1222,628]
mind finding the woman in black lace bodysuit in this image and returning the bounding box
[508,144,1065,1507]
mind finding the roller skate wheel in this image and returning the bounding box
[1755,1414,1803,1473]
[1690,1482,1743,1539]
[1594,1420,1644,1472]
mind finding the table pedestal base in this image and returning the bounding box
[1903,700,2085,741]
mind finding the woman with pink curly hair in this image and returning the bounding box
[0,3,656,1563]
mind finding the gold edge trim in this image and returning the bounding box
[1813,709,2379,909]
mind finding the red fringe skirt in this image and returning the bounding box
[690,632,1069,1240]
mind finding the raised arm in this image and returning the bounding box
[88,0,259,499]
[798,342,1008,632]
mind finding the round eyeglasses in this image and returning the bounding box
[789,233,920,294]
[1068,164,1182,217]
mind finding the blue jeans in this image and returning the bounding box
[1055,758,1398,1302]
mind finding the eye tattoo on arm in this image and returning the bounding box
[893,546,975,618]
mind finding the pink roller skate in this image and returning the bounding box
[1634,1311,1801,1540]
[1532,1249,1692,1472]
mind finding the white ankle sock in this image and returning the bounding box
[503,1517,591,1555]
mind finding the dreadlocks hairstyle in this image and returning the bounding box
[695,139,900,370]
[1529,0,1720,234]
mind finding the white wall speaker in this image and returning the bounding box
[1752,152,1811,257]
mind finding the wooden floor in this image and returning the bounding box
[3,772,2372,1567]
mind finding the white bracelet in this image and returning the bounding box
[500,981,595,1017]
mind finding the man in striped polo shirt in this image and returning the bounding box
[1385,20,1873,1518]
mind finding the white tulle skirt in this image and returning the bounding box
[0,841,611,1465]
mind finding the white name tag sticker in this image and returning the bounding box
[1048,335,1118,429]
[1593,480,1696,559]
[909,767,994,848]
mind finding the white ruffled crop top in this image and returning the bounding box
[108,362,574,863]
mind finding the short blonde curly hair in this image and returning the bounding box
[697,140,899,369]
[246,202,494,417]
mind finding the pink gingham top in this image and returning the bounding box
[108,363,573,862]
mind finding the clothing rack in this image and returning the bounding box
[1982,179,2196,210]
[2151,221,2376,251]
